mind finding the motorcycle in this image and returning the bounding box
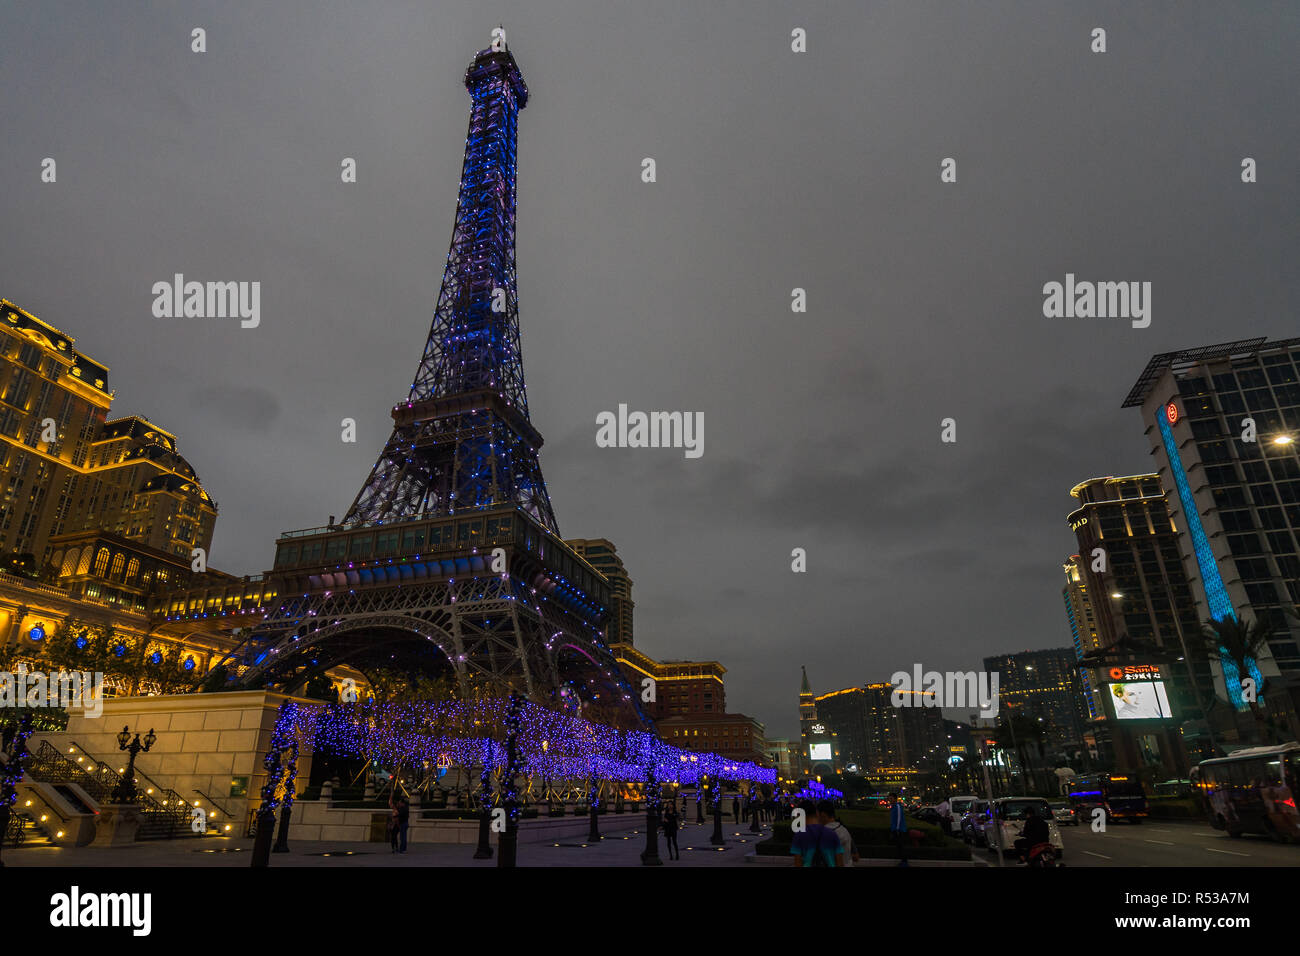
[1024,841,1061,868]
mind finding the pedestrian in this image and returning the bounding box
[791,801,842,867]
[389,791,411,854]
[935,796,952,837]
[888,791,908,867]
[662,804,680,860]
[733,793,741,821]
[387,795,401,853]
[821,801,859,867]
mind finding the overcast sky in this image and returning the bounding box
[2,2,1296,740]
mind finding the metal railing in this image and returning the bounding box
[28,741,193,838]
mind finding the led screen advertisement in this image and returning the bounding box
[1106,664,1173,720]
[809,743,833,761]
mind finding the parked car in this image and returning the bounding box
[983,798,1065,858]
[1049,802,1079,826]
[914,805,942,825]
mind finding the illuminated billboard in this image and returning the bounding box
[809,743,833,761]
[1106,664,1173,720]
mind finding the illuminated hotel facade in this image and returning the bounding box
[0,299,233,688]
[1124,337,1300,737]
[0,299,217,568]
[1065,475,1215,772]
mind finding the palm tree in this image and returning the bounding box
[1199,615,1277,745]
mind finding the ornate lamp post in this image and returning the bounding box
[111,726,156,804]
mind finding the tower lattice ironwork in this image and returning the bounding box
[344,44,556,533]
[203,41,648,730]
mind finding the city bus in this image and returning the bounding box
[1066,773,1148,824]
[1191,742,1300,841]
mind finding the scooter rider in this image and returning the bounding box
[1015,805,1051,863]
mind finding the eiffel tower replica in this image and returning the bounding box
[223,39,649,728]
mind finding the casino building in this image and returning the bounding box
[0,298,235,689]
[1123,337,1300,739]
[1066,475,1218,771]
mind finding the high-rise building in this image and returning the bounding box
[1124,337,1300,734]
[1065,475,1215,771]
[811,687,870,772]
[812,682,945,775]
[1062,554,1104,722]
[0,299,217,567]
[566,538,634,645]
[983,649,1090,757]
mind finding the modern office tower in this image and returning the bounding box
[566,538,634,645]
[1066,475,1216,770]
[0,299,217,566]
[983,649,1090,757]
[1124,337,1300,735]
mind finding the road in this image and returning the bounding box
[973,818,1300,867]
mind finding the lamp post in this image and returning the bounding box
[496,692,523,868]
[587,773,602,843]
[710,773,725,846]
[474,742,494,859]
[111,726,156,804]
[640,759,662,866]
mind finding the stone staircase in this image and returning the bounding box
[25,740,206,840]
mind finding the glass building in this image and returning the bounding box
[1124,337,1300,736]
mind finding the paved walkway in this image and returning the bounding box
[5,820,786,868]
[5,819,982,868]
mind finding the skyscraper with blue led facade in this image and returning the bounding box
[1124,337,1300,738]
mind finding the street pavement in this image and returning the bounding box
[970,818,1300,867]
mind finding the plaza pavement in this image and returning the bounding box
[3,819,980,867]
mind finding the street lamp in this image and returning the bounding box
[112,726,155,804]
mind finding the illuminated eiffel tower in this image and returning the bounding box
[221,39,647,727]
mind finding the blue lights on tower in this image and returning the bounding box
[1157,406,1263,709]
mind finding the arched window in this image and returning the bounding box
[109,553,126,580]
[93,548,110,577]
[60,549,80,577]
[125,558,140,584]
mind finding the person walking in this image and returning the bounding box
[732,794,741,821]
[791,802,843,867]
[662,804,680,860]
[888,792,909,867]
[935,796,952,837]
[822,801,859,867]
